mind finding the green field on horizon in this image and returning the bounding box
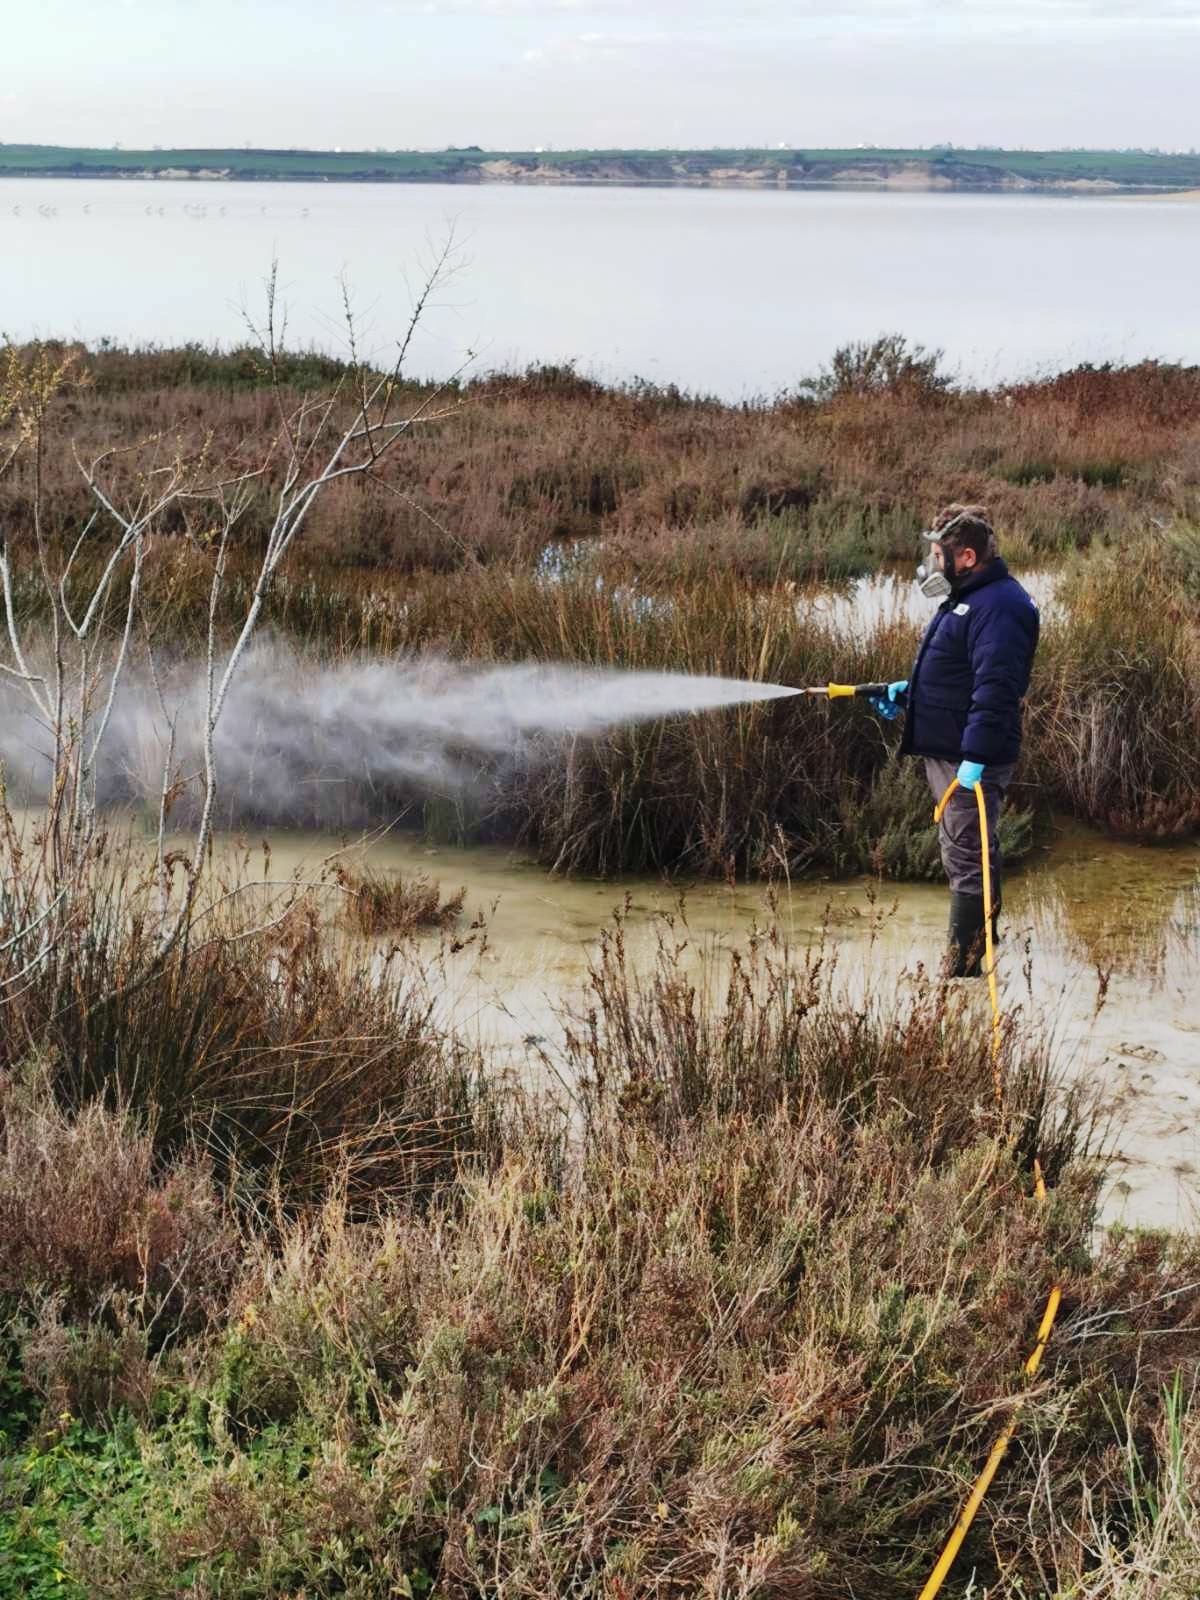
[1,140,1198,187]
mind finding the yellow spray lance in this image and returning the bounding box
[798,681,895,699]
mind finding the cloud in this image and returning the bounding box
[409,0,1199,15]
[416,0,591,13]
[520,29,677,66]
[9,0,1199,150]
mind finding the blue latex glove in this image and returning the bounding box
[957,759,985,791]
[868,680,909,721]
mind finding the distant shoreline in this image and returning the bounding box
[3,175,1196,197]
[2,143,1199,195]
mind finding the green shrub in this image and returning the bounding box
[833,754,1035,880]
[798,334,952,403]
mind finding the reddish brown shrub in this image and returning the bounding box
[0,1069,240,1328]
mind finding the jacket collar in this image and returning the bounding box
[951,556,1009,600]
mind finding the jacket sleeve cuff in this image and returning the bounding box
[960,749,992,765]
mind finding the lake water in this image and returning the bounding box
[3,178,1198,395]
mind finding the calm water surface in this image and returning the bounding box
[3,179,1199,394]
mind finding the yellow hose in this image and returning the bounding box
[914,780,1063,1600]
[933,778,1002,1110]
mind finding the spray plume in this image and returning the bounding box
[0,643,799,829]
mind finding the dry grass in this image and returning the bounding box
[4,344,1200,1598]
[2,902,1199,1596]
[0,844,495,1212]
[0,1067,238,1334]
[4,344,1200,584]
[3,341,1197,873]
[333,863,466,936]
[1031,542,1200,836]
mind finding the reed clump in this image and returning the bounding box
[0,1067,239,1336]
[1031,542,1200,837]
[334,862,466,936]
[3,900,1200,1598]
[0,846,494,1212]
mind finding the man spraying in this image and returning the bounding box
[872,505,1040,977]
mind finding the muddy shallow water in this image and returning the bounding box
[254,819,1200,1231]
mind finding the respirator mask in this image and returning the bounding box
[916,543,954,602]
[916,510,973,601]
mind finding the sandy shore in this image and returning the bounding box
[1120,187,1200,201]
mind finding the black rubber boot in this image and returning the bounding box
[947,892,988,978]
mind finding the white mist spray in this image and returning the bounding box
[0,642,800,828]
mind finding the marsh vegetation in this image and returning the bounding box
[2,337,1199,1596]
[3,341,1197,874]
[3,879,1200,1597]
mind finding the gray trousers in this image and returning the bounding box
[924,758,1016,898]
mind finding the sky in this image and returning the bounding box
[2,0,1198,152]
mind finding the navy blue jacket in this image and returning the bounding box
[900,559,1039,766]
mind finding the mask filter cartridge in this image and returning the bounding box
[916,562,952,601]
